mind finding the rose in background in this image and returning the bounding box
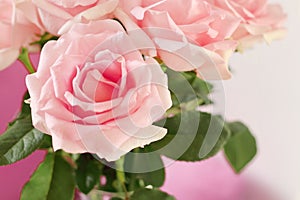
[116,0,241,80]
[0,0,43,70]
[9,0,286,80]
[33,0,119,35]
[26,20,172,161]
[209,0,287,51]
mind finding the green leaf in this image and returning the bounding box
[0,117,44,166]
[124,149,165,191]
[150,111,230,161]
[7,92,31,128]
[131,188,175,200]
[21,152,75,200]
[0,92,45,166]
[16,92,31,120]
[166,68,212,107]
[224,122,257,173]
[76,154,102,194]
[38,134,52,149]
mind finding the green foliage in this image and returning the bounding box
[131,188,175,200]
[75,154,103,194]
[0,117,44,166]
[38,134,52,149]
[21,152,75,200]
[124,149,165,191]
[0,92,45,166]
[165,68,213,108]
[150,111,230,161]
[224,122,257,173]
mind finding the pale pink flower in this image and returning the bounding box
[0,0,43,70]
[209,0,287,50]
[117,0,241,79]
[26,20,172,161]
[33,0,119,35]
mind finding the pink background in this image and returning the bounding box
[0,54,44,200]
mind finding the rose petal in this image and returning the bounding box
[0,48,20,70]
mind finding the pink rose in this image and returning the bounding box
[33,0,119,35]
[116,0,240,79]
[26,20,172,161]
[210,0,287,50]
[0,0,43,70]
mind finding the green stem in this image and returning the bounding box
[18,48,35,74]
[164,99,203,118]
[115,157,129,200]
[164,107,181,118]
[128,148,142,191]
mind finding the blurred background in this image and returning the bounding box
[0,0,299,199]
[163,0,300,198]
[222,0,300,199]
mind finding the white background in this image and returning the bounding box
[219,1,300,199]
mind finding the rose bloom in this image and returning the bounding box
[33,0,119,35]
[26,20,172,161]
[209,0,287,50]
[0,0,43,70]
[117,0,241,79]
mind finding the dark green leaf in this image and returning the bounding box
[150,111,230,161]
[16,92,31,120]
[124,149,165,191]
[7,92,31,128]
[0,116,44,166]
[38,135,52,149]
[224,122,257,173]
[131,188,175,200]
[166,68,212,107]
[0,92,46,166]
[21,152,75,200]
[76,154,102,194]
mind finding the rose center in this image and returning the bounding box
[94,81,115,102]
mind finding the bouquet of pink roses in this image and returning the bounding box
[0,0,286,199]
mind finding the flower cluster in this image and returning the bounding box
[0,0,286,162]
[0,0,287,198]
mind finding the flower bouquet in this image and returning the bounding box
[0,0,286,199]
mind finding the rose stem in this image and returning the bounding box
[18,48,36,74]
[115,156,129,199]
